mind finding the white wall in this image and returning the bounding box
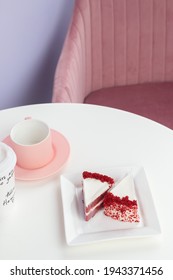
[0,0,74,109]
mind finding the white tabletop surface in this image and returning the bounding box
[0,103,173,260]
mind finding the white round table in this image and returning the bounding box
[0,103,173,259]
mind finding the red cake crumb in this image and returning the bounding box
[82,171,114,185]
[104,192,140,223]
[104,192,137,208]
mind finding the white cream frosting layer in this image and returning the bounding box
[83,178,110,207]
[109,174,136,200]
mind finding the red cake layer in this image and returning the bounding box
[85,191,107,214]
[85,203,103,221]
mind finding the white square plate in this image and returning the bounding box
[60,166,161,246]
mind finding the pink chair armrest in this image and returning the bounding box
[52,3,88,103]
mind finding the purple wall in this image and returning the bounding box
[0,0,74,109]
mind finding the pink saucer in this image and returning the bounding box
[3,129,70,181]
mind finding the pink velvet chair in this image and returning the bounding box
[52,0,173,129]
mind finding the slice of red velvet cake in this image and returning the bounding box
[82,171,115,221]
[104,174,140,223]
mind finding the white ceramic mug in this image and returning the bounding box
[10,118,54,169]
[0,142,16,219]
